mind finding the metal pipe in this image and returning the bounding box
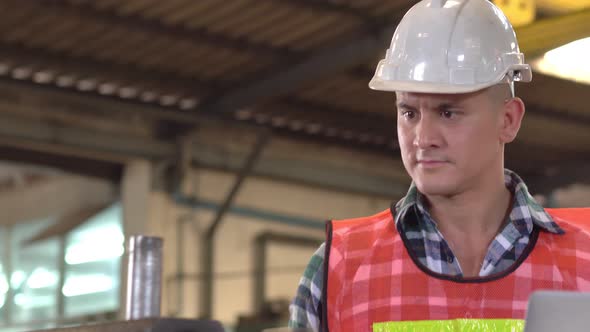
[200,131,270,319]
[125,235,163,320]
[173,195,324,230]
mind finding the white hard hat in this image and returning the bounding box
[369,0,532,94]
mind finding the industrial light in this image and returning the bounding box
[33,71,55,84]
[56,75,76,88]
[532,37,590,85]
[271,116,287,127]
[119,86,139,99]
[235,108,253,120]
[77,79,97,91]
[98,83,118,95]
[140,90,158,102]
[179,98,198,110]
[160,94,178,106]
[12,67,33,80]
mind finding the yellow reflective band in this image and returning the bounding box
[373,319,525,332]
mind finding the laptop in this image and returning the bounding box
[524,291,590,332]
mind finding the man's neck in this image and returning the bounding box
[423,168,513,276]
[425,169,512,236]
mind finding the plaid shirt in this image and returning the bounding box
[289,169,564,331]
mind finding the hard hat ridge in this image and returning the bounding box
[430,0,449,8]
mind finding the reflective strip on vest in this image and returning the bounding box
[373,319,525,332]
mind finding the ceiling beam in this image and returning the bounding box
[0,144,124,181]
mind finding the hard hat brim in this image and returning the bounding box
[368,78,498,95]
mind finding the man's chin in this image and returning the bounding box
[413,176,459,197]
[417,186,457,197]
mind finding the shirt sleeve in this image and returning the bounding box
[288,242,326,332]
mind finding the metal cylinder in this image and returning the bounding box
[125,235,163,320]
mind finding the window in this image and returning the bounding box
[63,204,123,317]
[10,219,59,324]
[0,203,123,331]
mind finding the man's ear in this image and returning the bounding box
[499,97,525,143]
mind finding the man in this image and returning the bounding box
[289,0,590,331]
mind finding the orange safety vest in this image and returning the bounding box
[324,208,590,332]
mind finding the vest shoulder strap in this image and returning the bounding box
[546,208,590,232]
[331,208,393,231]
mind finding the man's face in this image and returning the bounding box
[396,88,506,196]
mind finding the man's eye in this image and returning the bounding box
[440,110,456,119]
[402,110,416,119]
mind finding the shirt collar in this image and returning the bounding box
[392,169,564,234]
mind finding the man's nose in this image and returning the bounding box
[413,115,441,149]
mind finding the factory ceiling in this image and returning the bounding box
[0,0,588,189]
